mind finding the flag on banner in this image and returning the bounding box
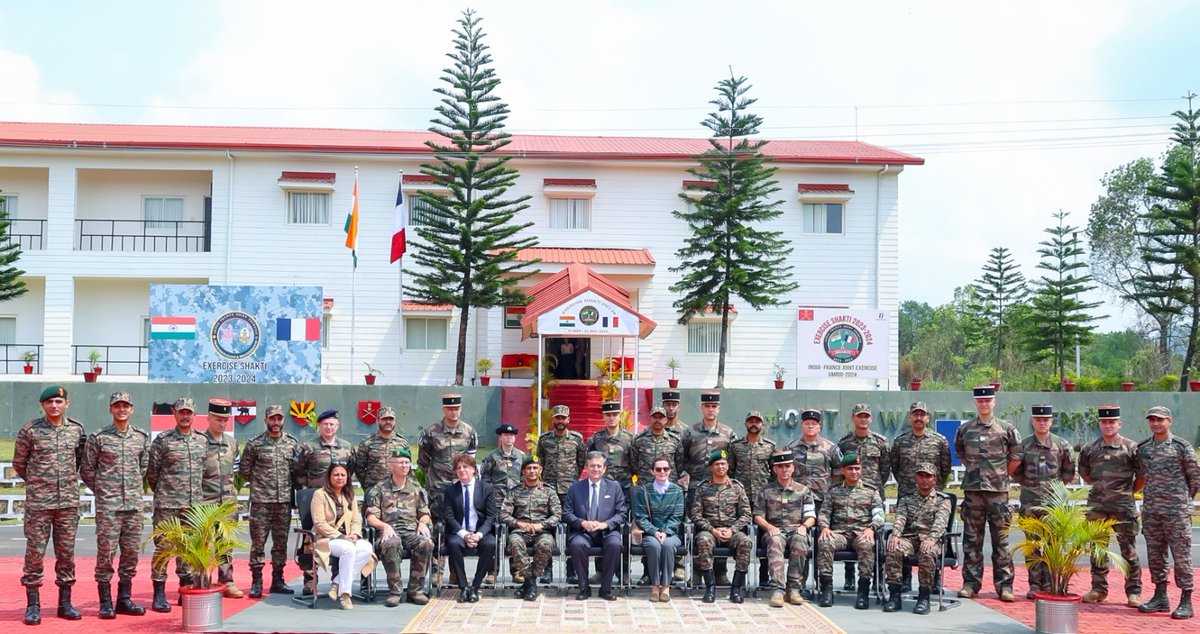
[343,172,359,267]
[276,317,321,341]
[390,176,407,263]
[149,316,197,340]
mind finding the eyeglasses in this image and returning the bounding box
[653,467,671,472]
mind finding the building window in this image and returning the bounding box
[142,316,151,346]
[287,191,331,225]
[0,194,16,217]
[0,316,15,345]
[321,314,332,349]
[144,196,184,229]
[406,317,448,350]
[687,321,725,354]
[802,203,843,234]
[549,198,591,229]
[409,196,442,227]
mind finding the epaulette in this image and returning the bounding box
[1136,437,1153,447]
[66,417,85,428]
[131,426,150,436]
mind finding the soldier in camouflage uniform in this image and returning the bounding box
[681,391,738,584]
[1014,404,1075,598]
[836,403,891,590]
[954,385,1021,602]
[292,408,355,595]
[753,449,816,608]
[691,449,753,604]
[146,397,207,612]
[660,390,688,438]
[890,401,951,500]
[787,409,843,506]
[729,411,777,515]
[480,423,526,493]
[365,447,434,607]
[417,394,478,586]
[587,401,634,496]
[15,386,87,625]
[1135,405,1200,620]
[239,404,300,598]
[199,399,244,598]
[501,455,562,601]
[882,463,950,615]
[351,406,410,495]
[81,391,150,619]
[1078,405,1142,606]
[816,453,885,610]
[535,404,584,582]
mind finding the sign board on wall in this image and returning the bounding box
[536,290,640,337]
[148,285,323,384]
[795,307,891,380]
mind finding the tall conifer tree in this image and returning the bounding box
[0,191,28,303]
[974,247,1027,379]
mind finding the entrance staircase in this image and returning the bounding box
[547,381,604,440]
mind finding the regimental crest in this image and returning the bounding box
[290,401,315,426]
[232,400,257,425]
[358,401,381,425]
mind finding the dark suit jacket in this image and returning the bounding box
[442,479,498,536]
[562,477,626,540]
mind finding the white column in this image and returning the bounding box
[42,166,77,376]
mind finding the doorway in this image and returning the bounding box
[547,336,590,379]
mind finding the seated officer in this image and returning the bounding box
[691,449,753,604]
[816,452,884,610]
[364,448,434,607]
[500,455,561,601]
[883,462,951,615]
[754,449,816,607]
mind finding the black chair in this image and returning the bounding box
[291,487,321,609]
[622,521,690,596]
[432,521,500,596]
[497,523,565,596]
[880,492,962,612]
[819,525,886,604]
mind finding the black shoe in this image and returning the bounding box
[913,587,931,615]
[151,580,171,613]
[540,569,552,584]
[882,584,901,613]
[98,581,115,619]
[269,568,295,595]
[600,591,617,601]
[525,580,541,602]
[1172,590,1193,620]
[456,588,471,603]
[115,579,145,616]
[248,572,264,599]
[1140,584,1171,613]
[854,579,870,610]
[729,571,745,604]
[56,586,81,620]
[576,588,591,601]
[702,570,716,604]
[818,575,834,608]
[469,587,480,603]
[567,569,579,585]
[514,579,531,599]
[23,587,40,626]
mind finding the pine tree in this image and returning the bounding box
[405,9,537,385]
[1017,211,1105,388]
[670,73,797,388]
[0,191,28,303]
[974,247,1027,380]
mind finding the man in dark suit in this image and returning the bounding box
[564,451,627,601]
[442,453,498,603]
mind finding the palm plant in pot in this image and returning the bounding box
[1010,481,1126,634]
[476,357,494,385]
[666,357,681,388]
[363,362,382,385]
[148,499,245,632]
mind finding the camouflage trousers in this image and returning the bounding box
[761,529,809,589]
[1018,506,1051,592]
[248,502,291,572]
[816,530,875,579]
[694,530,751,573]
[884,536,937,588]
[960,491,1013,592]
[95,509,142,582]
[151,507,191,583]
[22,506,80,587]
[377,530,433,594]
[1143,512,1193,591]
[507,530,556,578]
[1086,509,1141,595]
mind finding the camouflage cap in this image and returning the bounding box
[377,406,396,419]
[174,397,195,412]
[908,401,928,414]
[522,455,540,468]
[109,391,133,406]
[769,449,794,466]
[1146,405,1172,419]
[745,410,764,422]
[915,462,937,475]
[840,452,861,468]
[708,449,730,466]
[390,446,412,460]
[264,404,285,418]
[649,406,667,417]
[38,385,67,402]
[851,403,871,416]
[496,423,518,435]
[551,404,570,418]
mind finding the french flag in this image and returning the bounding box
[276,317,321,342]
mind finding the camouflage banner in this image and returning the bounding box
[148,284,322,384]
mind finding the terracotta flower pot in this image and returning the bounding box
[364,374,377,385]
[23,365,33,374]
[667,378,679,388]
[93,366,103,375]
[1063,381,1076,392]
[773,379,785,389]
[83,371,97,383]
[480,375,491,386]
[1190,380,1200,392]
[910,380,922,391]
[1121,381,1134,392]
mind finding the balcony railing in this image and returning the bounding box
[73,344,148,376]
[75,218,211,252]
[0,344,43,374]
[0,219,46,250]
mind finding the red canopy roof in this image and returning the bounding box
[520,263,655,339]
[503,247,655,266]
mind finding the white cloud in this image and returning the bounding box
[0,50,91,122]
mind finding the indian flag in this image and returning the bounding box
[559,314,575,327]
[150,316,197,340]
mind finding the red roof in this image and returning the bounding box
[0,121,924,165]
[402,301,454,312]
[520,263,655,339]
[280,171,335,183]
[798,183,853,193]
[502,247,655,266]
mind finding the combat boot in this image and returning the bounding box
[1140,584,1171,613]
[769,589,785,608]
[854,578,871,610]
[514,577,531,599]
[97,582,115,619]
[1171,590,1193,620]
[913,587,931,615]
[524,578,541,602]
[701,570,716,603]
[817,575,834,607]
[115,579,145,616]
[151,580,171,613]
[23,587,40,625]
[248,570,264,598]
[56,586,81,620]
[729,571,745,604]
[882,583,902,612]
[902,567,913,592]
[843,563,856,590]
[785,587,805,605]
[269,566,294,594]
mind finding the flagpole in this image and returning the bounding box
[397,169,405,386]
[350,165,358,384]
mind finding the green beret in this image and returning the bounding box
[390,447,412,460]
[840,452,861,468]
[39,385,67,402]
[522,455,540,468]
[708,449,729,466]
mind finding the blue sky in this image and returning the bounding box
[1,0,1196,332]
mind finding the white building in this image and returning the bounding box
[0,121,922,388]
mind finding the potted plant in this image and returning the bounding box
[772,364,786,390]
[83,371,98,383]
[1061,375,1076,392]
[476,357,494,386]
[89,349,103,375]
[363,362,382,385]
[1121,380,1135,392]
[910,376,923,391]
[148,499,245,632]
[666,357,681,388]
[21,351,36,375]
[1188,368,1200,392]
[1010,481,1126,634]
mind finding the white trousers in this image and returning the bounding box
[329,538,374,595]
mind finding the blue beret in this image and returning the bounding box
[317,409,339,422]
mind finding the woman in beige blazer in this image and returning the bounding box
[311,463,376,609]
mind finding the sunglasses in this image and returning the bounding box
[652,467,671,472]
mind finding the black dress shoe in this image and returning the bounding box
[457,588,471,603]
[469,588,480,603]
[576,589,591,600]
[600,591,617,602]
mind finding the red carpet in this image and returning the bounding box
[0,556,264,632]
[940,565,1199,632]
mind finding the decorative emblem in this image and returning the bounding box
[579,305,600,326]
[358,401,381,425]
[822,323,864,363]
[290,401,315,426]
[210,310,261,360]
[232,400,257,425]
